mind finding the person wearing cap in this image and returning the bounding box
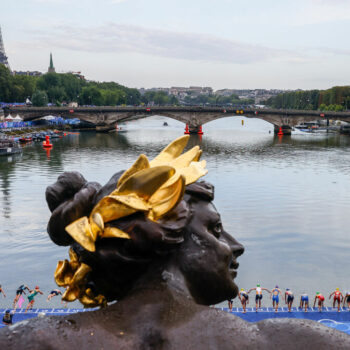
[0,284,6,298]
[238,288,249,313]
[2,310,13,325]
[25,286,43,313]
[329,288,344,312]
[248,284,270,312]
[270,285,282,313]
[285,288,294,312]
[47,289,62,302]
[313,292,325,312]
[299,292,309,312]
[343,291,350,310]
[13,284,30,309]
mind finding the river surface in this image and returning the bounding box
[1,116,350,309]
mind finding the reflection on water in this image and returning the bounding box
[1,115,350,308]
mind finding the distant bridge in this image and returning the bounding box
[3,106,350,134]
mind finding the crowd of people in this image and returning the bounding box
[228,285,350,313]
[1,284,63,325]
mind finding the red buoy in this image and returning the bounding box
[184,124,190,135]
[197,125,204,135]
[277,127,283,136]
[43,135,53,148]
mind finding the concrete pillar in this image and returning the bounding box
[188,125,200,134]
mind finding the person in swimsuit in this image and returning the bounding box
[238,288,249,313]
[313,292,325,312]
[329,288,344,312]
[343,291,350,310]
[285,288,294,312]
[47,289,62,301]
[270,285,282,313]
[13,284,29,309]
[0,284,6,298]
[299,292,309,312]
[248,284,270,312]
[227,299,233,312]
[25,286,43,313]
[2,310,13,325]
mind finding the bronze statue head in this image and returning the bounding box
[45,136,244,307]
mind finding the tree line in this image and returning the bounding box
[0,64,180,107]
[264,86,350,111]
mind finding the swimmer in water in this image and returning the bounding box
[299,292,309,312]
[329,288,344,312]
[47,289,62,302]
[270,285,282,313]
[248,284,270,312]
[238,288,249,313]
[313,292,325,312]
[343,291,350,311]
[25,286,43,313]
[285,288,294,312]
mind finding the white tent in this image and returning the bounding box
[5,114,14,121]
[13,114,23,121]
[41,115,56,120]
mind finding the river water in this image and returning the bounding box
[1,115,350,309]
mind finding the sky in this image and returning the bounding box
[1,0,350,90]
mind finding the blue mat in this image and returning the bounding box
[1,307,350,336]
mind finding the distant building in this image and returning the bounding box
[48,52,55,73]
[13,70,42,77]
[0,26,10,70]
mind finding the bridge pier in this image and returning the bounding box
[188,125,203,134]
[274,125,292,135]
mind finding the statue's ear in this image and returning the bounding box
[185,181,214,201]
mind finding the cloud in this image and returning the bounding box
[21,23,301,65]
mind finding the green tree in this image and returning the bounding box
[32,90,48,106]
[0,64,13,102]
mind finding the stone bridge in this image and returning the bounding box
[3,106,350,134]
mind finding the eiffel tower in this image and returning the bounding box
[0,26,10,70]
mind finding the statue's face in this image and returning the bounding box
[178,199,244,305]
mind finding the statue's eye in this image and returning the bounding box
[212,222,222,238]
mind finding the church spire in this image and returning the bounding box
[48,52,55,73]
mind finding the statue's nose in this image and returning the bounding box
[232,241,244,258]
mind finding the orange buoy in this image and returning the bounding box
[277,127,283,136]
[197,125,203,135]
[43,135,53,148]
[184,124,190,135]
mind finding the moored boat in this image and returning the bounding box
[0,139,22,156]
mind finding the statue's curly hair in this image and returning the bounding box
[46,171,214,304]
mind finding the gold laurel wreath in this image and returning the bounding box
[55,135,207,307]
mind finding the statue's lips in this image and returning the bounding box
[229,257,239,278]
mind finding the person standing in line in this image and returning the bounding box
[227,299,233,312]
[13,284,29,309]
[25,286,43,313]
[313,292,325,312]
[343,291,350,311]
[299,292,309,312]
[270,285,282,313]
[248,284,270,312]
[285,288,294,312]
[329,288,344,312]
[0,284,6,298]
[238,288,249,313]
